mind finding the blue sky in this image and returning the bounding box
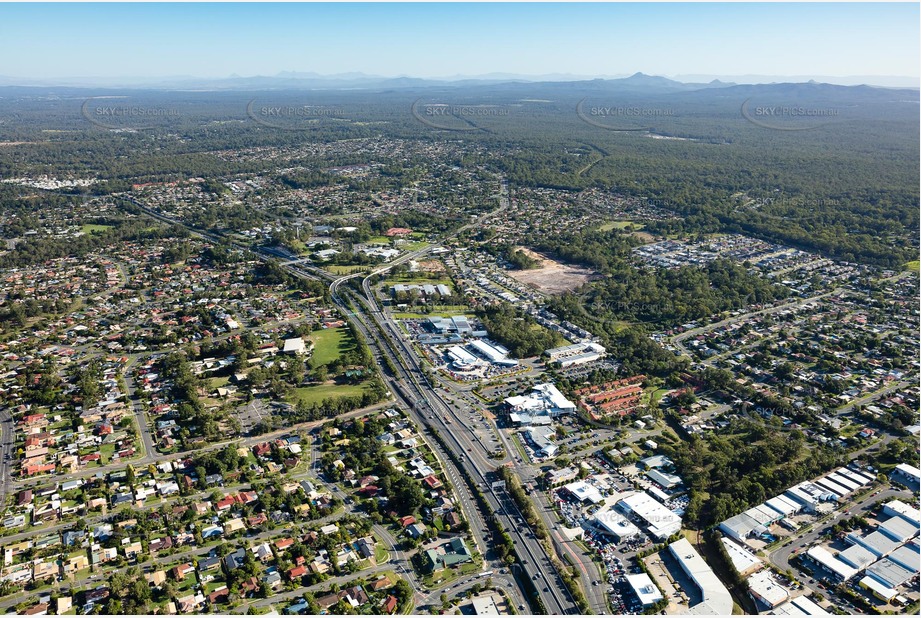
[0,3,917,83]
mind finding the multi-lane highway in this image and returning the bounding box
[339,287,578,614]
[313,180,591,614]
[116,183,584,613]
[0,407,14,506]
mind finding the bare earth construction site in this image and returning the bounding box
[507,247,599,294]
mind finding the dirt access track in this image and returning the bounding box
[506,247,598,295]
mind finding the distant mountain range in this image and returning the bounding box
[0,71,916,91]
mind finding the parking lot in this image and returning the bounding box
[549,453,701,615]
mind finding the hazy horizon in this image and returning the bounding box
[0,70,918,90]
[0,2,917,88]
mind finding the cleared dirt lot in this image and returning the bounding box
[507,247,599,294]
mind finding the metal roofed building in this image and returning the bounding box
[593,508,641,542]
[883,500,921,527]
[640,455,673,470]
[768,595,828,616]
[625,573,664,607]
[504,383,575,417]
[813,478,849,498]
[563,480,603,505]
[837,544,877,571]
[746,504,784,526]
[765,495,800,517]
[447,345,480,369]
[845,530,900,558]
[804,546,858,582]
[748,570,790,609]
[524,426,558,458]
[469,596,500,615]
[719,513,758,542]
[891,463,921,487]
[508,411,553,427]
[617,491,682,540]
[837,467,872,486]
[798,482,836,503]
[784,482,835,511]
[858,575,898,603]
[887,542,920,574]
[451,315,471,334]
[648,485,671,505]
[866,558,915,589]
[545,341,607,368]
[669,537,733,615]
[826,473,861,493]
[719,537,762,576]
[282,337,307,355]
[877,514,919,544]
[467,339,518,366]
[647,469,682,490]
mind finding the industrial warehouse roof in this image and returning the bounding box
[884,500,921,527]
[768,595,827,616]
[669,537,733,616]
[719,536,762,575]
[887,543,920,574]
[618,491,682,540]
[878,514,919,543]
[867,558,915,589]
[594,507,641,540]
[837,544,877,570]
[625,573,664,606]
[748,570,790,609]
[805,546,858,581]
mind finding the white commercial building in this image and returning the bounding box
[625,573,664,607]
[878,514,918,544]
[282,337,307,355]
[563,481,603,505]
[858,575,898,603]
[837,467,873,486]
[826,473,860,493]
[719,512,762,543]
[866,558,914,589]
[748,570,790,609]
[720,537,762,576]
[813,477,849,498]
[891,463,921,487]
[617,492,682,541]
[765,495,800,517]
[804,546,857,582]
[467,339,518,366]
[669,537,733,615]
[593,508,641,542]
[883,500,920,527]
[845,530,899,559]
[768,595,828,616]
[545,342,607,367]
[447,345,481,369]
[524,426,558,458]
[888,543,920,574]
[505,383,576,417]
[837,544,877,571]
